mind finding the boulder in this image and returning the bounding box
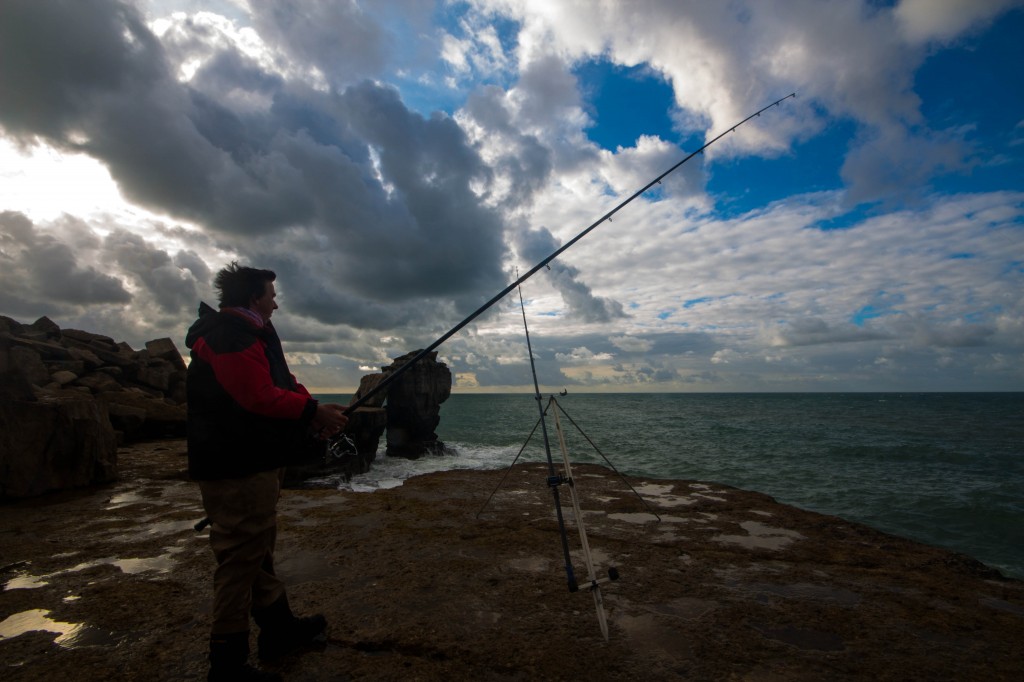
[382,350,452,459]
[0,394,118,498]
[146,337,187,371]
[97,390,187,440]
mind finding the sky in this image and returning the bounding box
[1,0,1022,394]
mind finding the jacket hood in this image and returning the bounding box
[185,301,221,349]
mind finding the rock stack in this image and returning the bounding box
[1,315,188,498]
[381,350,452,459]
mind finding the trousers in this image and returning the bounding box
[198,468,287,635]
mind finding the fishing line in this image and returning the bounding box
[332,94,795,430]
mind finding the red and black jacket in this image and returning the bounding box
[185,302,318,480]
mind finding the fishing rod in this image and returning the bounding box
[331,93,795,428]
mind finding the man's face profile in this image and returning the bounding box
[251,281,278,322]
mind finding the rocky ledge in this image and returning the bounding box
[0,439,1021,680]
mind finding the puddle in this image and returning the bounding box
[105,491,148,510]
[633,482,732,509]
[110,551,180,574]
[713,521,805,551]
[110,517,198,542]
[6,549,182,590]
[4,573,49,590]
[0,609,119,649]
[607,512,661,524]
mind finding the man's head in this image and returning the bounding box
[214,262,278,321]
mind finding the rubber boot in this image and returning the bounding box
[208,631,282,682]
[253,594,328,661]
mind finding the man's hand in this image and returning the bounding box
[311,403,349,439]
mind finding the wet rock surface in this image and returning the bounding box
[1,439,1022,681]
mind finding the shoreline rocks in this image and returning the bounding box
[1,316,188,499]
[2,316,455,497]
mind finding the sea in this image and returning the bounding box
[312,392,1024,580]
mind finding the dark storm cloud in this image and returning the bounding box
[513,226,627,323]
[0,211,131,311]
[172,249,212,284]
[247,0,393,84]
[0,0,511,329]
[328,81,508,301]
[464,85,554,207]
[104,229,199,313]
[0,0,163,140]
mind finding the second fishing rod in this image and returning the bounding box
[330,93,796,437]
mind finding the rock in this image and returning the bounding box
[51,370,78,386]
[354,373,389,408]
[381,350,451,459]
[345,406,388,463]
[29,316,61,338]
[0,316,189,498]
[0,393,118,498]
[9,345,51,386]
[67,345,104,370]
[146,337,187,371]
[98,391,187,440]
[75,371,127,394]
[106,403,148,440]
[283,406,388,487]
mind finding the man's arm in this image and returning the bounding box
[196,337,313,421]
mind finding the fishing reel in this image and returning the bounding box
[327,432,358,461]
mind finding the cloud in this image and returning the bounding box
[768,317,891,347]
[0,211,131,315]
[841,125,970,205]
[895,0,1021,45]
[513,226,628,323]
[610,335,654,353]
[555,346,615,363]
[0,0,513,330]
[103,228,199,313]
[247,0,393,86]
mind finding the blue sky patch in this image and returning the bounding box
[683,296,714,308]
[710,117,857,218]
[574,59,677,151]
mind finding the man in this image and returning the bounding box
[186,263,349,681]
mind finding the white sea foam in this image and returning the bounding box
[326,442,531,492]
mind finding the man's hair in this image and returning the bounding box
[214,262,277,308]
